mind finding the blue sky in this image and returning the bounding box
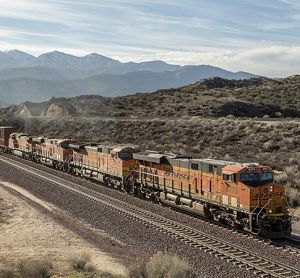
[0,0,299,76]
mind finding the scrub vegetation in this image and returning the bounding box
[0,252,195,278]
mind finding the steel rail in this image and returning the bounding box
[277,236,300,256]
[0,155,299,278]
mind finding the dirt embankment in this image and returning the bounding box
[0,181,126,277]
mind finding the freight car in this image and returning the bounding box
[0,127,292,238]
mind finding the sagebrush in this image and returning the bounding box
[128,252,196,278]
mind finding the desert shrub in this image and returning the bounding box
[286,186,300,207]
[275,167,300,207]
[0,269,15,278]
[68,252,96,272]
[18,258,52,278]
[289,157,299,165]
[284,165,300,189]
[274,171,289,185]
[263,141,278,151]
[128,252,196,278]
[83,262,96,273]
[128,259,147,278]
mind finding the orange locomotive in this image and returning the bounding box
[7,131,73,169]
[70,143,139,188]
[0,127,292,238]
[8,133,37,160]
[132,152,291,238]
[34,137,74,169]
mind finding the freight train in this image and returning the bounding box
[0,126,292,238]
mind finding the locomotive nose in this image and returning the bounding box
[262,183,287,215]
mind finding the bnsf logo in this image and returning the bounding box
[165,171,188,180]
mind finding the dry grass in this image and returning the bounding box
[128,252,196,278]
[274,164,300,207]
[0,269,15,278]
[18,258,52,278]
[0,198,10,224]
[0,256,123,278]
[68,252,96,273]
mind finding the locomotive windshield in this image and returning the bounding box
[118,152,133,160]
[240,172,273,187]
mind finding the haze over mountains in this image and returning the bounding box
[0,50,255,105]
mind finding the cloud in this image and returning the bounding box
[280,0,300,8]
[0,0,298,77]
[114,45,300,77]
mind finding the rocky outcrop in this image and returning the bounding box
[17,104,32,117]
[46,103,69,117]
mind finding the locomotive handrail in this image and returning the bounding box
[256,199,270,224]
[249,204,259,232]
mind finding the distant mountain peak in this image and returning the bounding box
[139,60,171,65]
[86,52,108,57]
[38,50,74,57]
[6,49,32,55]
[84,52,119,62]
[4,49,35,60]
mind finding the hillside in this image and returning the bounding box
[3,75,299,119]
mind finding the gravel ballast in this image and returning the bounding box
[1,155,299,277]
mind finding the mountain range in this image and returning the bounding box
[0,50,256,104]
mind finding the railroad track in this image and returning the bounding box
[171,202,300,257]
[1,155,300,278]
[273,235,300,257]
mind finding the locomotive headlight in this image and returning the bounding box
[269,186,273,192]
[269,210,272,213]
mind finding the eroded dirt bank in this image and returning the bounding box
[0,181,126,276]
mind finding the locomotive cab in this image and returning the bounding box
[222,164,291,238]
